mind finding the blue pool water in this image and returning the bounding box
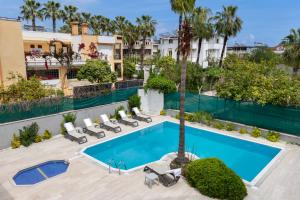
[83,121,281,182]
[13,160,69,185]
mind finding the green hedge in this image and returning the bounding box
[144,76,176,94]
[185,158,247,200]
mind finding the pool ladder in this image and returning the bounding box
[108,159,127,175]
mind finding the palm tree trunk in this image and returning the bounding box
[196,38,202,65]
[176,15,182,64]
[32,17,36,31]
[53,17,56,32]
[176,55,188,164]
[140,38,146,70]
[218,36,228,68]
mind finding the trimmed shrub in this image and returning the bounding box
[34,135,43,143]
[185,158,247,200]
[144,76,176,94]
[191,112,214,125]
[61,113,76,134]
[11,134,21,149]
[213,121,225,130]
[225,123,235,131]
[251,127,261,138]
[160,110,166,116]
[19,122,39,147]
[43,130,52,140]
[128,94,141,114]
[239,128,248,134]
[267,131,280,142]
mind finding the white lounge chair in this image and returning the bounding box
[83,118,106,139]
[64,122,87,144]
[118,110,138,127]
[100,114,122,133]
[132,107,152,123]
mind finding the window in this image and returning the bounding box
[114,63,122,78]
[27,69,59,80]
[168,49,173,57]
[30,44,35,49]
[169,39,173,44]
[38,45,42,49]
[216,39,219,44]
[67,68,79,79]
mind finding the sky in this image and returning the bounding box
[0,0,299,46]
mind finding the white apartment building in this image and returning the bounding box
[123,38,159,59]
[159,34,225,68]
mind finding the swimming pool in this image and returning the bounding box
[13,160,69,186]
[82,121,281,184]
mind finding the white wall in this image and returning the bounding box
[138,89,164,115]
[159,36,226,68]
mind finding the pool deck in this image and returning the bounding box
[1,116,300,200]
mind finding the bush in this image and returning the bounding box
[113,106,125,120]
[43,130,52,140]
[19,122,39,147]
[225,123,235,131]
[191,112,214,125]
[11,134,21,149]
[128,94,141,113]
[123,59,137,79]
[160,110,166,116]
[213,121,225,130]
[266,131,280,142]
[61,113,76,134]
[144,76,176,94]
[34,135,43,143]
[185,158,247,200]
[251,127,261,138]
[239,128,248,134]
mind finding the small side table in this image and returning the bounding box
[144,173,159,188]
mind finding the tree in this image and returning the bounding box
[170,0,184,63]
[81,12,91,24]
[123,22,140,58]
[156,56,179,83]
[123,59,137,79]
[215,6,243,67]
[282,28,300,74]
[248,47,279,63]
[43,1,61,32]
[20,0,43,31]
[49,40,76,92]
[113,16,129,35]
[193,7,214,65]
[136,15,157,70]
[60,5,79,33]
[77,60,117,84]
[89,16,101,35]
[170,0,195,165]
[217,55,300,106]
[0,74,60,103]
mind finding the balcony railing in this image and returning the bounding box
[114,54,121,60]
[26,59,86,68]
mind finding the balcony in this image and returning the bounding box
[26,57,86,69]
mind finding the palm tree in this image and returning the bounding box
[193,7,214,65]
[123,22,140,57]
[170,0,184,63]
[20,0,43,31]
[136,15,157,70]
[43,1,61,32]
[170,0,195,165]
[215,6,243,67]
[81,12,92,24]
[113,16,129,35]
[89,16,101,35]
[282,28,300,74]
[60,5,79,24]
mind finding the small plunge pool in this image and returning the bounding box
[13,160,69,186]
